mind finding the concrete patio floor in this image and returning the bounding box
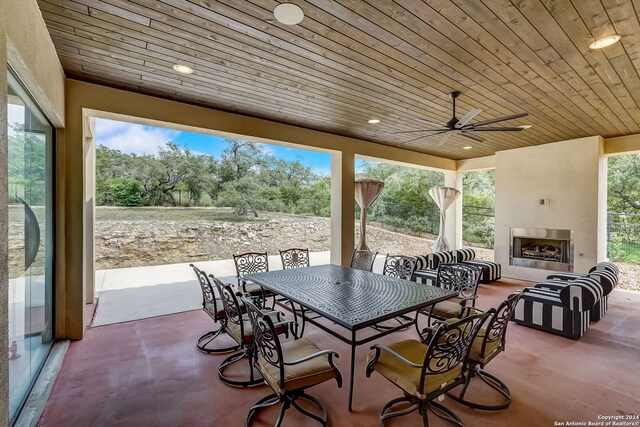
[40,278,640,427]
[92,251,379,326]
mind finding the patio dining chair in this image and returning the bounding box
[189,264,240,354]
[382,255,417,280]
[366,312,490,426]
[234,251,275,304]
[279,248,310,270]
[417,263,481,329]
[445,291,525,410]
[242,296,342,427]
[350,249,378,272]
[211,276,288,387]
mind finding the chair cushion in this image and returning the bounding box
[430,300,463,319]
[414,255,429,271]
[367,339,462,399]
[462,260,501,283]
[453,248,476,262]
[469,328,502,363]
[258,338,337,393]
[428,251,455,269]
[226,317,253,344]
[412,269,438,285]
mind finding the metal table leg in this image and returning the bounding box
[348,331,356,411]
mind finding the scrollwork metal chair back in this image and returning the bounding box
[243,297,285,386]
[190,264,220,321]
[478,291,524,360]
[382,255,417,280]
[211,277,245,339]
[234,252,269,283]
[419,312,489,395]
[437,263,481,304]
[279,248,310,270]
[350,250,378,272]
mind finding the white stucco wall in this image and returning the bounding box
[495,136,606,282]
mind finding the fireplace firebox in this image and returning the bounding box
[510,228,573,272]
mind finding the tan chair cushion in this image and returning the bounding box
[258,338,337,393]
[430,300,463,319]
[469,328,502,363]
[226,317,253,344]
[367,339,462,399]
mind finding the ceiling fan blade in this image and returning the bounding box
[417,118,445,127]
[455,108,482,128]
[403,131,447,144]
[460,131,486,142]
[468,112,528,127]
[392,129,447,134]
[435,132,454,147]
[471,127,525,131]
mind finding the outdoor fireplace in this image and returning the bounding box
[510,228,573,272]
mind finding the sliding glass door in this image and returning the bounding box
[7,70,55,424]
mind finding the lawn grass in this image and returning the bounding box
[610,241,640,263]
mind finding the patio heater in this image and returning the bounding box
[429,186,460,252]
[355,179,385,251]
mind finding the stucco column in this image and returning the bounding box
[444,170,463,250]
[84,117,95,304]
[0,7,10,423]
[330,151,355,266]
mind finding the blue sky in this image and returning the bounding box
[95,118,334,175]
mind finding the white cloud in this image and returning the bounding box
[95,118,179,155]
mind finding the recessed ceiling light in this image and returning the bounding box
[273,3,304,25]
[518,125,532,129]
[589,35,621,49]
[172,64,193,74]
[463,145,472,150]
[368,119,380,124]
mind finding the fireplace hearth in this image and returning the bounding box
[510,228,573,272]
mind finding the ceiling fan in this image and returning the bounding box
[395,91,529,146]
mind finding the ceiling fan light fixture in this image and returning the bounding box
[462,145,472,150]
[273,3,304,25]
[518,124,532,129]
[172,64,193,74]
[367,118,380,124]
[589,35,621,49]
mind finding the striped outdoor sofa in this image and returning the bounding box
[411,251,455,286]
[537,262,618,321]
[512,276,603,339]
[453,248,502,284]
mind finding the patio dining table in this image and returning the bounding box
[245,264,457,411]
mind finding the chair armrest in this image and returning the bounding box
[283,349,339,366]
[460,306,485,318]
[368,344,423,369]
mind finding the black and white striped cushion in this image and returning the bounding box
[414,255,429,271]
[453,248,475,262]
[427,251,455,269]
[590,262,618,276]
[512,288,589,339]
[462,260,501,283]
[412,269,438,286]
[537,272,613,321]
[558,277,602,312]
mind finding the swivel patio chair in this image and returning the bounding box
[189,264,240,354]
[446,291,525,410]
[416,263,482,334]
[234,251,275,305]
[382,255,417,280]
[211,276,287,387]
[242,297,342,427]
[366,312,490,426]
[350,249,378,272]
[279,248,310,270]
[372,255,418,331]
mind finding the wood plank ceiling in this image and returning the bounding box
[38,0,640,160]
